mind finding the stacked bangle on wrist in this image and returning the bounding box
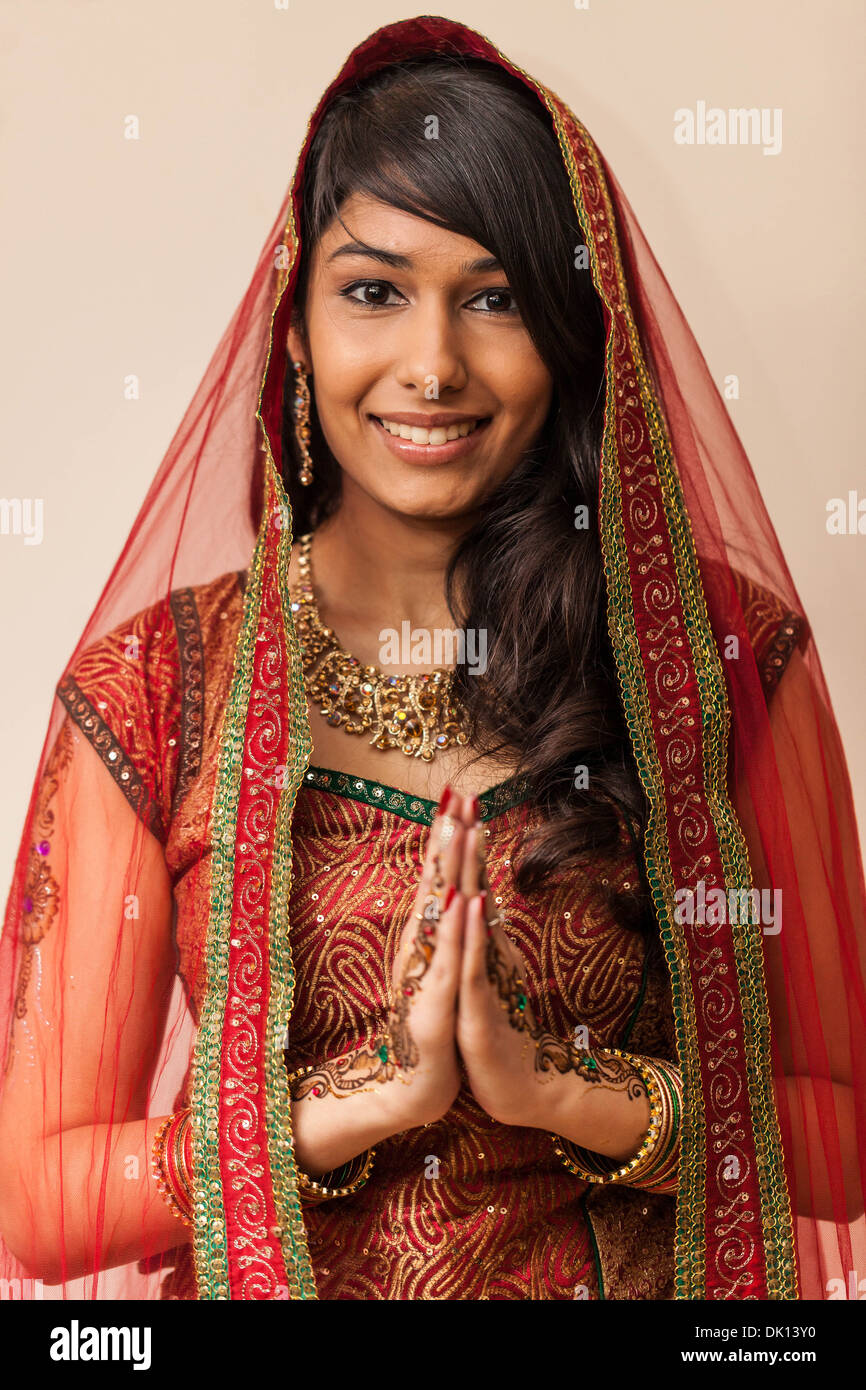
[152,1109,194,1227]
[293,1147,377,1206]
[551,1048,681,1194]
[286,1062,376,1204]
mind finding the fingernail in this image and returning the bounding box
[471,794,481,822]
[444,884,456,909]
[436,786,452,816]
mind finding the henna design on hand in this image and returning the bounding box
[483,929,646,1100]
[288,842,451,1100]
[290,1039,396,1100]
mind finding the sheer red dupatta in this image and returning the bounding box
[0,16,863,1300]
[608,165,866,1294]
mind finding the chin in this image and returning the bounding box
[378,488,484,524]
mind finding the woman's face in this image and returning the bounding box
[287,193,553,523]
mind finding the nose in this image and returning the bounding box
[392,298,469,397]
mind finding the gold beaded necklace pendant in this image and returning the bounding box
[289,533,470,762]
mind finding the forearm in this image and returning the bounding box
[288,1042,427,1179]
[514,1044,681,1191]
[0,1117,191,1285]
[535,1061,651,1161]
[291,1075,415,1178]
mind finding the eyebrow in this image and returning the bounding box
[326,240,502,276]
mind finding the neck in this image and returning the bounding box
[310,487,474,634]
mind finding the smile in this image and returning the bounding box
[373,415,485,445]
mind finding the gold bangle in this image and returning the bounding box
[550,1049,681,1191]
[295,1147,377,1205]
[286,1063,377,1203]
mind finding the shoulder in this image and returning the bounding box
[728,567,810,699]
[56,570,247,841]
[699,558,810,701]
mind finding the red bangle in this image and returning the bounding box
[152,1110,193,1227]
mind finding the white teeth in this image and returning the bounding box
[378,417,480,445]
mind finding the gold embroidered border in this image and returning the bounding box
[254,184,317,1296]
[190,497,267,1298]
[260,452,317,1297]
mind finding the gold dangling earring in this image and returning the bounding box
[292,360,314,486]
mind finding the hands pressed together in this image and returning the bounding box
[289,785,656,1181]
[383,786,572,1133]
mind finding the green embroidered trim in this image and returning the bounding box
[537,94,796,1299]
[249,176,318,1299]
[267,456,318,1299]
[300,764,533,827]
[191,469,268,1299]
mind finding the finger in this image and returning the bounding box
[397,817,465,982]
[414,811,465,909]
[460,825,482,901]
[459,892,489,999]
[482,913,539,1031]
[427,889,466,1000]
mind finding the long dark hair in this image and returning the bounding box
[282,57,653,934]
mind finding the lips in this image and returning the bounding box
[371,415,487,446]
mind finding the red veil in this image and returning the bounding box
[0,16,863,1301]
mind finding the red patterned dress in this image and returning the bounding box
[46,565,805,1299]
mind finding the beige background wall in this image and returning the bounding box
[1,0,863,889]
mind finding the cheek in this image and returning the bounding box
[305,302,376,417]
[310,349,372,432]
[499,354,552,433]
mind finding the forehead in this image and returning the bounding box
[312,192,496,271]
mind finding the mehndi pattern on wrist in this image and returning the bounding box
[551,1050,681,1191]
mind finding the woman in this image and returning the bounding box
[0,17,862,1302]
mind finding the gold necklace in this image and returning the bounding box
[290,532,470,762]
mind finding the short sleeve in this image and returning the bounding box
[55,597,183,845]
[730,569,811,701]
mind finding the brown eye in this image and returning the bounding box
[468,288,518,315]
[342,280,401,307]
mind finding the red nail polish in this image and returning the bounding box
[444,884,456,909]
[436,785,452,816]
[479,889,487,909]
[471,794,481,821]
